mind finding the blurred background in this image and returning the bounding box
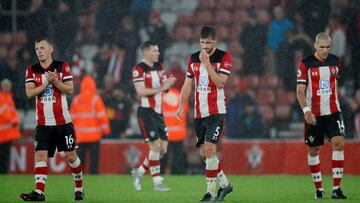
[1,0,360,175]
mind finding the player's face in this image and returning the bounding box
[315,39,331,60]
[35,40,53,63]
[200,37,216,54]
[145,45,160,63]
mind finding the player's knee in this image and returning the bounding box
[308,147,320,156]
[332,140,344,150]
[35,152,48,162]
[64,150,78,162]
[204,147,216,158]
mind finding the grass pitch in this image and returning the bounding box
[1,175,359,202]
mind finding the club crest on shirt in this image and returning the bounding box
[133,70,139,77]
[331,67,337,75]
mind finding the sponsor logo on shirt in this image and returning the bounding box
[317,80,331,96]
[197,75,211,93]
[41,86,56,103]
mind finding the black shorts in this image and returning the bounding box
[137,107,168,142]
[305,112,346,147]
[34,123,77,157]
[194,114,225,147]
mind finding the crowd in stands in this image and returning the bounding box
[1,0,360,140]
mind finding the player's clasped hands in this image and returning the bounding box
[304,111,317,125]
[45,70,58,84]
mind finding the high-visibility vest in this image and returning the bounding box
[70,76,110,143]
[0,92,20,143]
[162,89,187,142]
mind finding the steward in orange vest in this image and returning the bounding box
[70,75,110,173]
[0,79,20,173]
[161,88,188,174]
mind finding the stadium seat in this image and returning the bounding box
[215,25,230,41]
[214,9,232,25]
[242,75,259,90]
[176,14,193,26]
[197,0,216,10]
[0,32,12,46]
[233,0,252,9]
[194,10,213,26]
[253,0,270,9]
[275,105,292,120]
[276,90,296,105]
[256,89,276,105]
[231,10,249,26]
[216,0,234,10]
[259,74,282,89]
[160,12,178,29]
[171,25,193,42]
[259,104,274,123]
[178,0,198,13]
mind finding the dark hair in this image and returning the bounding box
[34,37,53,46]
[200,26,216,39]
[140,41,158,51]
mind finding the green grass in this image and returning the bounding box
[1,175,359,202]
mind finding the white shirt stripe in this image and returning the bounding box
[319,66,331,115]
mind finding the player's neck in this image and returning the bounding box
[40,58,53,69]
[143,59,154,67]
[207,47,216,56]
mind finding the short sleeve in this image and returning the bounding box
[25,65,35,84]
[132,66,144,83]
[186,56,194,78]
[297,62,308,85]
[219,52,231,76]
[62,61,73,82]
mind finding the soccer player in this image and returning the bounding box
[176,26,233,202]
[20,38,84,201]
[296,32,347,199]
[131,41,176,192]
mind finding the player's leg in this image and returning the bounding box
[20,126,51,201]
[59,123,84,201]
[149,139,170,191]
[328,113,347,199]
[330,136,346,199]
[64,150,85,200]
[306,121,325,199]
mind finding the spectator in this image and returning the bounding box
[238,101,265,139]
[100,75,132,139]
[268,6,294,52]
[299,0,330,39]
[115,16,141,87]
[0,79,21,173]
[325,15,346,59]
[146,10,172,62]
[130,0,152,28]
[53,1,78,60]
[226,79,257,138]
[70,75,110,174]
[24,0,49,51]
[240,11,267,75]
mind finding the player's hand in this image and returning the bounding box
[304,111,316,125]
[199,49,210,66]
[176,106,184,121]
[162,76,176,91]
[45,71,58,83]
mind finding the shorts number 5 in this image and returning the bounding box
[212,126,220,140]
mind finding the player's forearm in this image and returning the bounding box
[137,87,163,97]
[205,64,226,88]
[52,80,73,95]
[179,84,191,108]
[26,83,47,98]
[296,88,308,109]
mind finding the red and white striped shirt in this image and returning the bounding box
[186,49,232,118]
[297,54,342,116]
[25,61,73,126]
[132,62,166,114]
